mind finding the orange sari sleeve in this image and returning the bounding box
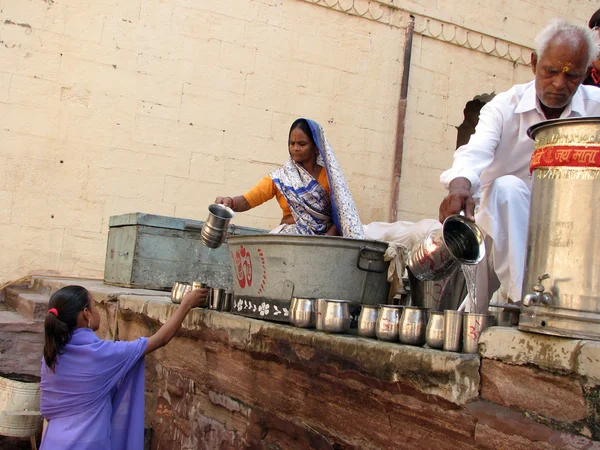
[242,175,277,208]
[243,168,330,217]
[317,168,330,196]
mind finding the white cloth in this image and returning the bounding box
[363,219,441,250]
[440,80,600,302]
[475,176,530,303]
[383,243,405,283]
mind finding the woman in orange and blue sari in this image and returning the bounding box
[215,118,364,238]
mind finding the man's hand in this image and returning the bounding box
[439,177,475,223]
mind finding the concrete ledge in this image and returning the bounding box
[118,294,480,405]
[577,341,600,383]
[479,327,600,439]
[479,326,585,374]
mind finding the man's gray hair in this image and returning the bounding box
[534,19,600,67]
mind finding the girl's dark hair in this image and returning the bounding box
[289,118,316,146]
[44,285,90,371]
[589,8,600,29]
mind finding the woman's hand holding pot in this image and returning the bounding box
[215,196,234,208]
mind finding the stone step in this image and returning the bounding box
[4,286,50,321]
[30,276,169,304]
[0,308,43,333]
[3,277,170,323]
[0,304,45,378]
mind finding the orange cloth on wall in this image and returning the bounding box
[243,168,330,217]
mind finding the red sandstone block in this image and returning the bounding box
[481,359,586,422]
[467,401,599,450]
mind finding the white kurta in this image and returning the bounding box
[440,80,600,303]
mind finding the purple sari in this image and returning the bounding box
[40,328,148,450]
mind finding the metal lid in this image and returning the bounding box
[527,116,600,140]
[108,212,266,234]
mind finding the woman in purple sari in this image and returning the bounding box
[40,285,207,450]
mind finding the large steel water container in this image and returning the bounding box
[519,117,600,340]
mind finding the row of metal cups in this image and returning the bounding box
[290,299,492,354]
[290,298,352,332]
[371,306,493,353]
[170,281,233,311]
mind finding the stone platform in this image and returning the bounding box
[1,277,600,449]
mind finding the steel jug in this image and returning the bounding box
[407,214,485,281]
[201,204,235,249]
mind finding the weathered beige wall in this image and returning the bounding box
[0,0,403,283]
[0,0,597,283]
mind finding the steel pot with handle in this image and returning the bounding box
[226,235,390,322]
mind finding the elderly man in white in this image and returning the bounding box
[438,19,600,310]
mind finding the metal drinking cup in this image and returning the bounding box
[375,305,403,342]
[191,281,208,307]
[201,203,236,249]
[357,305,379,338]
[290,297,315,328]
[462,313,493,354]
[407,214,485,281]
[399,306,427,346]
[209,288,224,310]
[443,310,463,352]
[322,300,350,333]
[172,281,191,304]
[171,281,185,304]
[315,298,328,331]
[426,311,445,349]
[222,292,233,312]
[289,297,298,324]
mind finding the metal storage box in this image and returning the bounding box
[104,213,267,291]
